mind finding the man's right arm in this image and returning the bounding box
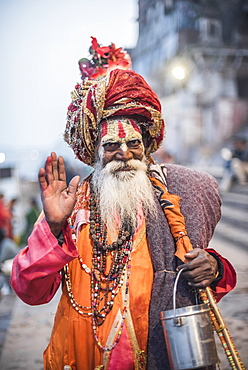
[10,217,78,305]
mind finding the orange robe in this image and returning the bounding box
[44,221,154,370]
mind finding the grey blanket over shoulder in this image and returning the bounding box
[146,164,221,369]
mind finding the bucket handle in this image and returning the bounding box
[172,268,185,322]
[172,268,199,324]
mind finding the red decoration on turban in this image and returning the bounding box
[78,36,132,81]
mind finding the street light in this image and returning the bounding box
[171,66,186,80]
[168,56,194,84]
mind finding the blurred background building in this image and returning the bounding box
[129,0,248,169]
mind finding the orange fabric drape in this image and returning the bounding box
[149,176,193,261]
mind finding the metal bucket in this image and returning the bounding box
[160,270,219,369]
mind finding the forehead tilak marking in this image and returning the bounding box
[118,120,126,138]
[101,119,142,143]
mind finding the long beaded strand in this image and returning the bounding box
[89,185,133,327]
[63,183,134,351]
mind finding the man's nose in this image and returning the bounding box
[115,146,133,161]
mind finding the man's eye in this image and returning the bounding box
[127,139,141,148]
[103,142,120,151]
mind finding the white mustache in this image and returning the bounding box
[106,159,147,173]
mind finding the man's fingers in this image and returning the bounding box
[67,176,80,196]
[184,248,200,260]
[51,152,59,181]
[188,279,210,288]
[43,152,67,185]
[45,154,55,184]
[57,156,66,182]
[179,249,206,271]
[38,168,48,191]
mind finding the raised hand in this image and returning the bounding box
[38,152,80,236]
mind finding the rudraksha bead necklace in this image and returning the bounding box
[89,185,133,325]
[64,182,135,351]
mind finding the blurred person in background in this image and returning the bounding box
[6,197,18,239]
[0,194,17,239]
[0,228,19,265]
[20,198,40,246]
[10,38,236,370]
[0,228,19,295]
[0,193,7,234]
[219,136,248,192]
[231,137,248,185]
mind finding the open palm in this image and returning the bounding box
[38,152,80,236]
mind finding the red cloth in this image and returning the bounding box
[108,325,134,370]
[206,248,237,302]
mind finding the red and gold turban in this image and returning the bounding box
[64,65,165,166]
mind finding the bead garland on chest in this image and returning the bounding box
[64,180,135,351]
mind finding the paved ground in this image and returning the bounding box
[0,291,59,370]
[0,183,247,370]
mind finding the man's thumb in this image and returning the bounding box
[67,176,80,195]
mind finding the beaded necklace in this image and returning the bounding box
[64,182,134,351]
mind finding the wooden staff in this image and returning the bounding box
[199,287,246,370]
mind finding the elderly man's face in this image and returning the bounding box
[98,118,145,166]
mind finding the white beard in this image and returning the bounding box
[92,158,157,237]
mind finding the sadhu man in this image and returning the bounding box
[11,38,236,370]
